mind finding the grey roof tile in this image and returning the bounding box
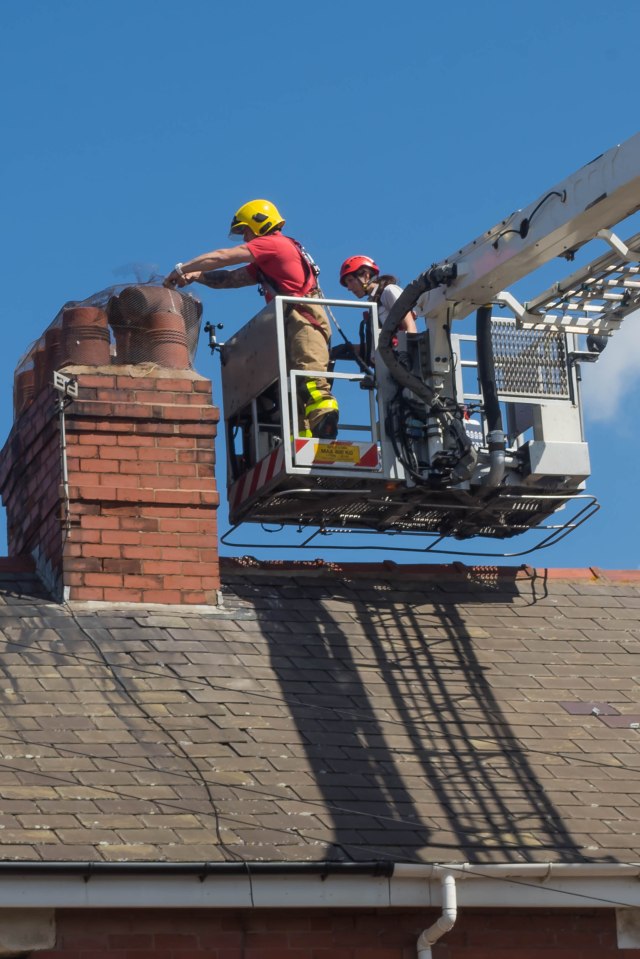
[0,561,639,864]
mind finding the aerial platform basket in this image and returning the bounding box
[220,295,596,543]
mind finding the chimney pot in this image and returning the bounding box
[60,306,111,366]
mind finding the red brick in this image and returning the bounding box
[68,469,99,486]
[166,437,198,449]
[153,934,198,949]
[153,490,201,506]
[117,434,155,447]
[159,463,193,477]
[122,952,172,959]
[103,559,143,575]
[141,589,182,604]
[80,374,117,389]
[125,574,166,589]
[104,447,138,461]
[63,572,86,586]
[102,587,143,602]
[163,575,207,590]
[102,531,141,546]
[71,502,100,516]
[84,573,123,588]
[181,591,215,605]
[83,459,120,473]
[81,516,120,530]
[119,517,159,532]
[108,934,153,949]
[145,474,181,490]
[199,549,220,564]
[70,586,105,601]
[156,518,200,533]
[138,448,176,462]
[98,473,141,490]
[120,462,160,478]
[122,546,164,560]
[81,545,122,560]
[145,561,183,575]
[69,528,100,544]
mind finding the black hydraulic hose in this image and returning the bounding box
[378,270,437,406]
[475,306,501,433]
[476,305,506,490]
[377,264,477,482]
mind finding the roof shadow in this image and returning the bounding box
[242,564,594,865]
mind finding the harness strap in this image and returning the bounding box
[257,236,319,299]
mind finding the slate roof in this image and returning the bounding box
[0,556,639,866]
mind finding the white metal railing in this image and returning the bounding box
[273,295,391,477]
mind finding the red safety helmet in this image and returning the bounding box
[339,255,380,286]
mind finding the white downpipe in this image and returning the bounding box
[417,873,457,959]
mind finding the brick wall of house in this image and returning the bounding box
[0,367,220,605]
[34,908,640,958]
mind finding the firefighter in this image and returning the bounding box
[164,200,338,440]
[337,255,417,365]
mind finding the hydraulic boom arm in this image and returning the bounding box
[415,131,640,328]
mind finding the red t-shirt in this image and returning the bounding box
[246,232,316,301]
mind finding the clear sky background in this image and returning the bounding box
[1,0,639,571]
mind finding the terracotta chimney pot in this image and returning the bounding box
[44,326,63,380]
[60,306,111,367]
[13,367,35,417]
[144,311,190,369]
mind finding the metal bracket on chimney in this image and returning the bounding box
[53,370,78,399]
[52,370,78,539]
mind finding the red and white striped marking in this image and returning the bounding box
[294,439,379,469]
[229,446,285,513]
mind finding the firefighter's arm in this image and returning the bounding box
[399,311,417,333]
[164,244,254,288]
[196,267,256,289]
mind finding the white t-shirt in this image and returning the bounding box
[375,283,403,327]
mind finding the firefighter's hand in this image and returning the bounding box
[163,264,197,289]
[330,342,358,362]
[163,270,185,288]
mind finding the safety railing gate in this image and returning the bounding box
[221,296,402,528]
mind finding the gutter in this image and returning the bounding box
[0,860,637,910]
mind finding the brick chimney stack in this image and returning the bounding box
[0,287,221,605]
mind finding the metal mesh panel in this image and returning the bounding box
[13,280,203,420]
[491,319,569,398]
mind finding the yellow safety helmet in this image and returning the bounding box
[229,199,285,237]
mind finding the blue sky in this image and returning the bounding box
[1,0,639,570]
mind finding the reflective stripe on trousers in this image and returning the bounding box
[285,304,338,433]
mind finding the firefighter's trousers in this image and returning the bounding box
[285,304,338,435]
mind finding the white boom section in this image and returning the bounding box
[494,230,640,334]
[418,132,640,328]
